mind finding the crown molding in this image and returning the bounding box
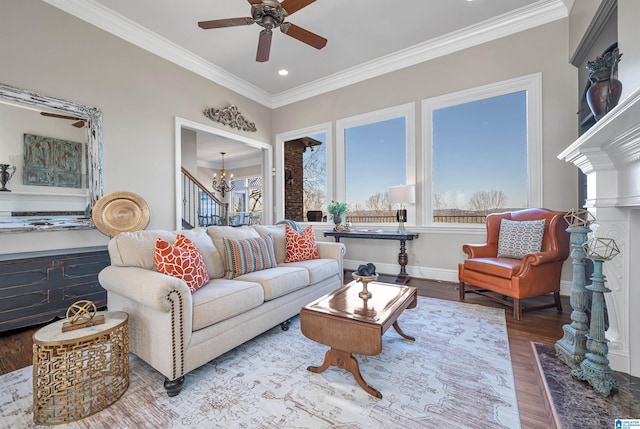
[43,0,568,109]
[271,0,568,107]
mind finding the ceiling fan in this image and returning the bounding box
[40,112,85,128]
[198,0,327,62]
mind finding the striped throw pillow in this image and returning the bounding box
[223,234,278,279]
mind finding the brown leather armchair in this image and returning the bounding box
[458,208,570,320]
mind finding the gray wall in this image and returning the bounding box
[1,1,579,286]
[0,0,271,254]
[273,19,579,283]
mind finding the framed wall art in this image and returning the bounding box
[23,133,83,188]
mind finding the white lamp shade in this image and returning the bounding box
[388,185,415,204]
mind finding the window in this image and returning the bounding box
[278,123,331,223]
[302,133,327,221]
[423,74,541,225]
[283,133,327,222]
[230,176,262,225]
[336,104,415,224]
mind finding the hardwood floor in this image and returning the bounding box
[0,276,569,429]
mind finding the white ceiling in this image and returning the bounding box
[42,0,572,169]
[44,0,571,109]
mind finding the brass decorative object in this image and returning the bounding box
[353,263,378,299]
[62,300,105,332]
[32,311,129,424]
[211,151,235,197]
[203,105,257,132]
[353,273,378,299]
[563,208,595,227]
[92,191,151,237]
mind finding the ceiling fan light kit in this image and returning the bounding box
[197,0,327,62]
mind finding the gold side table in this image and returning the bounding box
[32,311,129,425]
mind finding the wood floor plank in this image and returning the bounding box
[0,276,570,428]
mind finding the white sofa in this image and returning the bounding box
[98,224,345,396]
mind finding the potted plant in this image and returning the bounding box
[585,47,622,121]
[327,200,348,227]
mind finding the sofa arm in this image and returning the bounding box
[316,241,346,281]
[99,266,193,317]
[99,265,194,382]
[462,243,497,258]
[515,250,564,277]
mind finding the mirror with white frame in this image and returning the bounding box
[0,83,103,232]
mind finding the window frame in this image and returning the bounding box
[336,103,416,226]
[421,73,542,228]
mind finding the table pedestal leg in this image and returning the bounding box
[393,321,415,341]
[396,239,410,284]
[307,348,382,398]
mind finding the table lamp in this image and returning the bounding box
[388,185,415,233]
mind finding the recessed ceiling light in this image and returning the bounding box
[278,69,289,76]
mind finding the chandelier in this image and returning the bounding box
[212,152,235,197]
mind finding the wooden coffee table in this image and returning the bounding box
[300,280,417,398]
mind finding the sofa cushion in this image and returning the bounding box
[253,224,287,263]
[108,229,175,270]
[497,219,546,259]
[235,266,309,301]
[154,234,210,293]
[191,279,264,330]
[285,225,319,262]
[107,228,224,279]
[222,235,278,279]
[207,225,260,256]
[281,258,339,285]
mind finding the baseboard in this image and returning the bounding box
[344,259,573,295]
[343,259,459,283]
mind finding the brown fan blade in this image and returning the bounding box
[40,112,82,121]
[280,22,327,49]
[247,0,262,4]
[198,17,253,29]
[280,0,316,15]
[256,29,272,62]
[40,112,85,128]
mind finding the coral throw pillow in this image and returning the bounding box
[154,234,210,293]
[285,225,319,263]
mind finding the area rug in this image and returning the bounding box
[0,297,520,429]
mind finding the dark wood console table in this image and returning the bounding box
[0,248,110,333]
[323,230,419,284]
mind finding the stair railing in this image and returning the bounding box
[181,167,229,228]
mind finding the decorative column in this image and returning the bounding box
[555,209,594,368]
[572,237,620,396]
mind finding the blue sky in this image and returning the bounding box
[304,91,528,210]
[432,91,528,208]
[345,117,406,207]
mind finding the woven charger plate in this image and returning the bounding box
[92,191,150,237]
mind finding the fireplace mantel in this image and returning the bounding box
[558,85,640,377]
